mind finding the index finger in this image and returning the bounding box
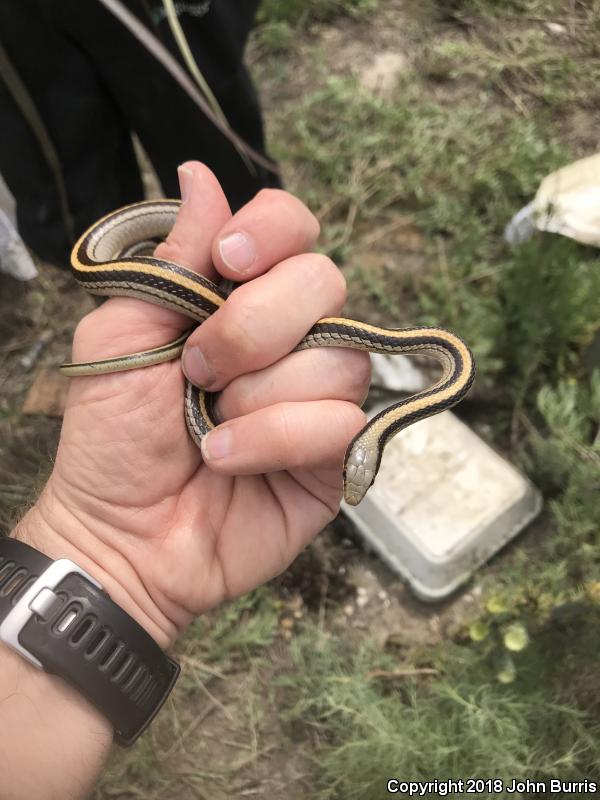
[212,188,320,281]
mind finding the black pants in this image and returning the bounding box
[0,0,280,265]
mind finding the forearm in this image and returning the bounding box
[0,497,174,800]
[1,508,113,800]
[0,644,112,800]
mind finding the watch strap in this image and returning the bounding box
[0,537,180,746]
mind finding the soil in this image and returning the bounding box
[1,2,593,796]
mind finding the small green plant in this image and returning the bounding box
[182,588,279,668]
[496,239,600,400]
[254,0,379,56]
[416,31,577,107]
[431,0,564,20]
[528,373,600,589]
[466,587,532,682]
[254,19,296,53]
[465,372,600,681]
[277,621,600,798]
[257,0,379,27]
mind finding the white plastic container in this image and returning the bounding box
[342,407,542,601]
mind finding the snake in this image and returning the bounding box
[60,199,476,506]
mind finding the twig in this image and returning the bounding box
[495,78,530,117]
[340,202,359,246]
[156,702,216,760]
[359,215,416,247]
[462,263,511,284]
[96,0,278,174]
[365,667,439,680]
[520,409,600,468]
[161,0,255,175]
[199,733,254,751]
[435,236,453,288]
[19,330,53,370]
[501,15,581,25]
[197,677,234,722]
[229,744,277,773]
[179,654,227,679]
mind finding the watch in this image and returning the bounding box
[0,537,180,746]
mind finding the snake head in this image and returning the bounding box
[343,442,380,505]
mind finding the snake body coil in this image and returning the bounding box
[61,200,476,505]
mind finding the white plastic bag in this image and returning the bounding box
[505,152,600,247]
[0,173,38,280]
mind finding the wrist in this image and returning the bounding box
[1,532,114,796]
[1,641,113,775]
[12,483,178,650]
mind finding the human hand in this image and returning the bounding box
[15,163,370,647]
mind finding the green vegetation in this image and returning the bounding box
[2,1,598,796]
[254,0,600,792]
[278,617,600,798]
[256,0,379,27]
[266,78,600,395]
[255,0,379,53]
[430,0,569,19]
[95,591,280,798]
[94,0,600,794]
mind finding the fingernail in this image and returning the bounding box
[201,427,233,461]
[182,346,215,388]
[218,232,256,273]
[177,164,193,203]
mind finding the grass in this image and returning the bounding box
[267,71,600,389]
[417,33,578,109]
[421,0,600,122]
[277,615,600,799]
[251,0,600,792]
[95,591,281,799]
[430,0,572,20]
[3,1,600,797]
[254,0,380,53]
[257,0,379,26]
[0,265,77,533]
[95,25,600,785]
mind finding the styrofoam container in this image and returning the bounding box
[342,407,542,601]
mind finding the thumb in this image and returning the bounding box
[71,162,231,364]
[153,161,232,279]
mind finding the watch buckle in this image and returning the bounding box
[0,559,103,669]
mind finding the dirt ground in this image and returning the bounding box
[2,1,589,795]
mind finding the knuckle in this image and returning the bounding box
[221,373,262,418]
[301,254,347,306]
[73,309,97,344]
[340,350,371,401]
[343,402,368,438]
[153,235,186,265]
[256,189,320,242]
[256,187,295,209]
[217,297,263,362]
[275,404,299,466]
